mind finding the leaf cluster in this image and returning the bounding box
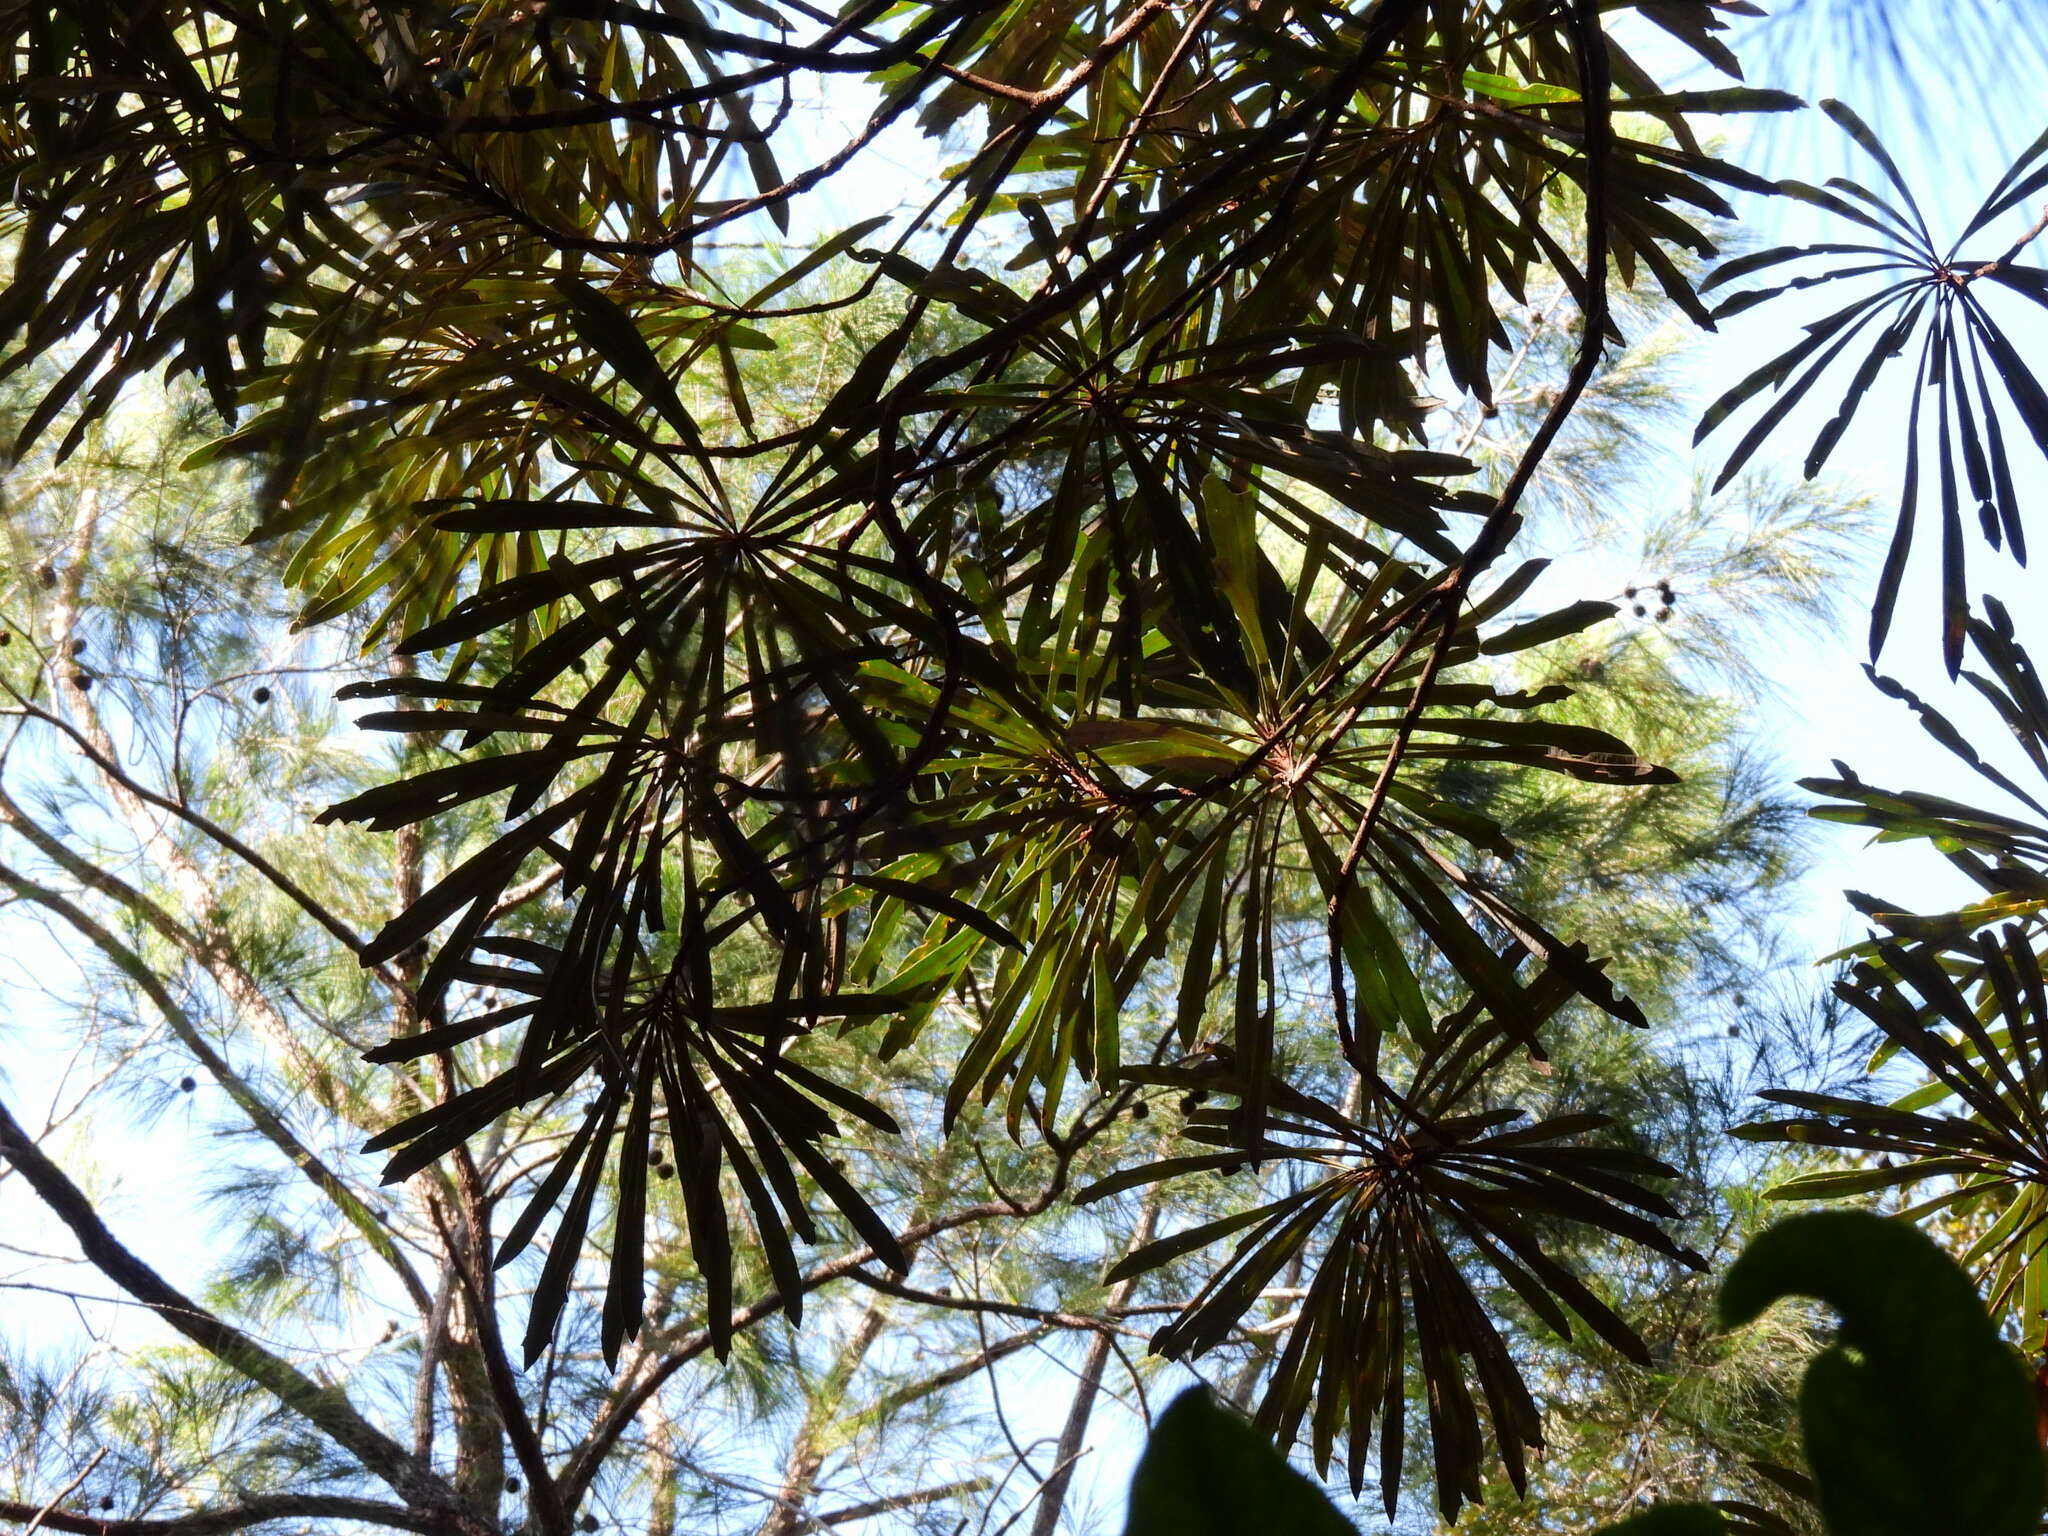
[0,0,1860,1515]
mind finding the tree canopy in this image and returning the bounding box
[4,2,2048,1533]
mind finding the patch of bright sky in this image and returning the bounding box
[1639,2,2048,956]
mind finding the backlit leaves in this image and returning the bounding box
[1083,1010,1703,1524]
[0,0,1801,1509]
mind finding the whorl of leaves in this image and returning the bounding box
[1696,106,2048,674]
[1,0,1809,1511]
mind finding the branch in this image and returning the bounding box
[0,859,435,1317]
[839,1268,1147,1340]
[20,1449,105,1536]
[860,1327,1052,1427]
[545,0,935,74]
[434,1162,566,1536]
[0,1093,481,1533]
[0,786,203,953]
[1028,1196,1162,1536]
[7,699,379,970]
[0,1493,449,1536]
[815,1478,994,1527]
[1322,0,1616,1066]
[3,692,349,1099]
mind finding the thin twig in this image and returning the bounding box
[22,1448,107,1536]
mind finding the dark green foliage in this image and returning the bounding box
[1119,1214,2045,1536]
[1085,1039,1706,1516]
[1738,603,2048,1348]
[1715,1213,2040,1536]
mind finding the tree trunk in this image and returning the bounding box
[1028,1196,1161,1536]
[757,1292,894,1536]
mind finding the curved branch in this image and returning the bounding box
[0,786,203,952]
[556,1190,1060,1509]
[429,1165,566,1536]
[0,1093,483,1535]
[0,1494,449,1536]
[839,1268,1148,1340]
[1323,0,1617,1063]
[815,1478,995,1528]
[6,699,379,969]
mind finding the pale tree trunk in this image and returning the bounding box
[446,1270,510,1507]
[46,487,339,1100]
[645,1396,680,1536]
[1028,1195,1162,1536]
[757,1287,897,1536]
